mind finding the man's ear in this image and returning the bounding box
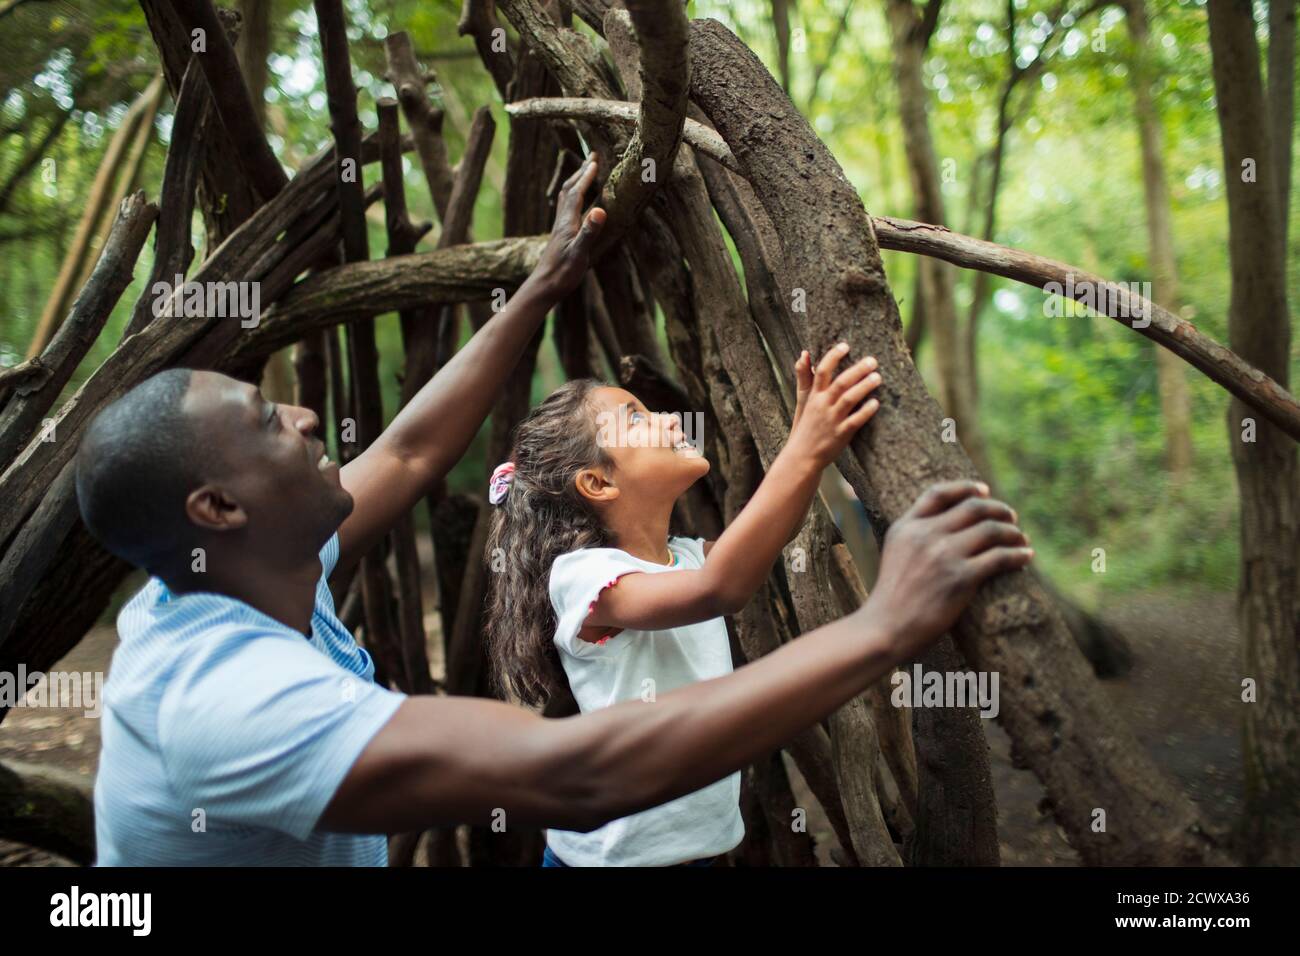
[574,466,619,505]
[186,485,248,532]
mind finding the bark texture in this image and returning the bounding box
[1207,0,1300,866]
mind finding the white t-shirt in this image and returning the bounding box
[545,536,745,866]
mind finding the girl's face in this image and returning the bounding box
[586,386,710,501]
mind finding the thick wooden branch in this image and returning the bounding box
[314,0,401,688]
[505,97,739,172]
[590,1,690,254]
[385,31,456,221]
[139,0,258,246]
[439,109,496,252]
[377,99,433,254]
[459,0,516,98]
[376,99,436,701]
[241,236,548,358]
[497,0,617,102]
[871,215,1300,442]
[314,0,368,267]
[430,106,497,372]
[124,56,210,339]
[695,156,801,383]
[170,0,288,201]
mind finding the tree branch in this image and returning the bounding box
[170,0,287,201]
[458,0,516,98]
[242,236,548,358]
[916,0,943,49]
[593,2,690,255]
[385,31,456,222]
[871,214,1300,442]
[123,57,209,339]
[505,97,739,171]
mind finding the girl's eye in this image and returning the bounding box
[630,411,646,424]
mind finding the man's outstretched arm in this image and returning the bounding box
[333,156,607,577]
[319,481,1033,835]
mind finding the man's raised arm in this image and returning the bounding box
[333,156,607,577]
[319,482,1034,836]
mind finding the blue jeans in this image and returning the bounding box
[542,845,716,867]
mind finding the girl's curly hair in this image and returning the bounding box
[485,378,612,708]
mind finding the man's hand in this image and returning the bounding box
[331,158,604,578]
[531,155,607,299]
[785,342,882,467]
[864,480,1033,660]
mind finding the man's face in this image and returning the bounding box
[182,371,353,549]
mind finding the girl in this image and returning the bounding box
[485,343,883,866]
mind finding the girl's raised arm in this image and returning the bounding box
[588,344,883,632]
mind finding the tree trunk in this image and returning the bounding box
[1127,0,1194,478]
[880,0,1001,862]
[688,15,1225,864]
[883,0,987,476]
[1267,0,1294,255]
[1207,0,1300,866]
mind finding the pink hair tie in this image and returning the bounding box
[488,461,516,505]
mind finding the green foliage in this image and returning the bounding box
[981,294,1240,598]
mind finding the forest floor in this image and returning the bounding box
[0,581,1242,867]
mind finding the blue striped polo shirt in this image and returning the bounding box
[94,532,406,866]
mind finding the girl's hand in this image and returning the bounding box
[790,350,814,429]
[785,343,882,468]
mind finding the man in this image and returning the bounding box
[76,156,1032,865]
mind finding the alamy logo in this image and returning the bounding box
[890,664,1000,718]
[1043,273,1152,329]
[594,410,705,450]
[50,886,151,936]
[150,274,262,328]
[0,666,103,718]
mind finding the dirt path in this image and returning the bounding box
[0,588,1242,866]
[991,589,1243,865]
